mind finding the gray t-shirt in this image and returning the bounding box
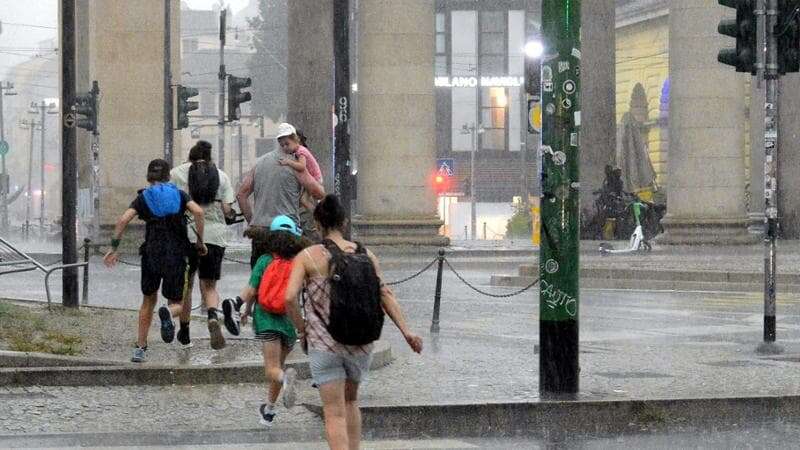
[251,150,301,227]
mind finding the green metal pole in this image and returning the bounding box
[539,0,581,397]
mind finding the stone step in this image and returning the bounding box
[516,265,800,284]
[491,274,800,293]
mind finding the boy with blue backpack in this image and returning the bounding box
[104,159,208,363]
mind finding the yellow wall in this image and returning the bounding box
[615,16,669,186]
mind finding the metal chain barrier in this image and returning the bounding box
[385,257,439,286]
[224,256,250,265]
[443,258,539,298]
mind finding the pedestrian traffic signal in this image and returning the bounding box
[717,0,757,74]
[176,85,199,130]
[432,172,452,195]
[778,0,800,74]
[75,81,99,135]
[227,74,252,122]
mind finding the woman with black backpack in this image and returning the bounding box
[284,194,423,450]
[170,141,238,350]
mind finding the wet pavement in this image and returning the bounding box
[4,246,800,443]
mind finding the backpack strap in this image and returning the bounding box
[321,239,343,257]
[353,241,367,255]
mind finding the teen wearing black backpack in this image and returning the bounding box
[284,195,423,450]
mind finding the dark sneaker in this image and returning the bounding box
[158,306,175,343]
[177,326,193,349]
[282,367,297,409]
[131,346,147,363]
[222,298,241,336]
[259,403,276,427]
[208,310,226,350]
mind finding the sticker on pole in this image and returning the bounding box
[0,140,8,156]
[529,102,542,133]
[64,113,77,128]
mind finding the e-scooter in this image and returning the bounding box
[598,199,652,255]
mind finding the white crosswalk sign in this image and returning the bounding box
[437,158,454,177]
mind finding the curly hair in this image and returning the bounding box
[245,227,311,259]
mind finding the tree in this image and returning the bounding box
[247,0,288,122]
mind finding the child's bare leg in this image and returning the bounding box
[137,294,158,348]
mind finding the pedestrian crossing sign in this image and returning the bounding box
[437,158,454,177]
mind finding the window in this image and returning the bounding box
[479,11,505,76]
[481,87,507,151]
[436,13,447,76]
[451,11,477,151]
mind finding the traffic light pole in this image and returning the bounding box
[758,0,783,354]
[218,8,227,172]
[0,82,8,235]
[333,0,352,239]
[163,0,173,165]
[539,0,581,397]
[38,102,47,237]
[61,0,80,308]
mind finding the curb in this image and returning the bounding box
[360,395,800,439]
[0,342,392,387]
[492,267,800,292]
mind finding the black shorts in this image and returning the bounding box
[188,243,225,280]
[141,252,188,301]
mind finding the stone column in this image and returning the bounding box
[659,0,752,245]
[91,0,181,228]
[287,0,334,191]
[777,77,800,238]
[352,0,447,246]
[580,0,616,213]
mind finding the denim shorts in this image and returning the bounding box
[308,350,372,386]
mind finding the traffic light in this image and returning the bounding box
[75,80,99,135]
[176,85,199,130]
[717,0,757,73]
[432,172,452,195]
[778,0,800,74]
[227,74,252,122]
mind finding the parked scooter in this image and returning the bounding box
[599,195,652,255]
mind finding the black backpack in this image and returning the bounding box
[322,239,384,345]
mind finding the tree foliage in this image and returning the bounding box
[247,0,287,122]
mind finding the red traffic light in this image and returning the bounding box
[432,172,451,194]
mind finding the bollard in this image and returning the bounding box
[430,248,445,334]
[82,238,91,305]
[483,222,487,240]
[464,225,468,240]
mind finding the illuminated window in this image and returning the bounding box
[481,86,507,150]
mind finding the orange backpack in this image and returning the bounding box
[257,256,293,314]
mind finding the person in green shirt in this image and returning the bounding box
[238,215,310,427]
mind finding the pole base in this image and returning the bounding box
[755,341,784,355]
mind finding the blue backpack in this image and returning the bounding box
[142,183,182,218]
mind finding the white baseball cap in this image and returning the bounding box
[276,123,297,140]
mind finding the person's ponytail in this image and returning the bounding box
[187,140,219,205]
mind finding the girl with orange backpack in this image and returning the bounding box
[238,215,309,427]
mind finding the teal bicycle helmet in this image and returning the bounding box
[270,215,303,237]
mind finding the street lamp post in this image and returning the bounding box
[539,0,581,398]
[462,123,481,240]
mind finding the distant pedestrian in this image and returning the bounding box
[103,159,207,363]
[284,195,423,450]
[171,141,239,350]
[239,215,310,427]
